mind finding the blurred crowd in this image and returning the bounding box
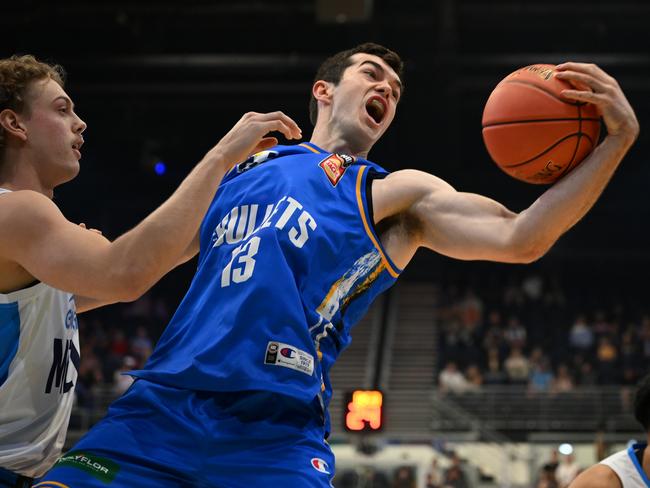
[435,272,650,394]
[74,291,171,408]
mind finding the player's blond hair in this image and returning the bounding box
[0,55,65,158]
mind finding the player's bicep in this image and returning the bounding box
[0,191,119,297]
[568,464,621,488]
[371,169,454,224]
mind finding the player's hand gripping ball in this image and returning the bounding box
[482,64,601,184]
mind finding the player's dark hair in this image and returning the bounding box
[309,42,404,126]
[0,55,65,162]
[634,373,650,431]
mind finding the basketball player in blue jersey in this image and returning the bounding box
[40,44,638,487]
[569,374,650,488]
[0,54,301,487]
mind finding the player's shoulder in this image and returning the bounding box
[0,190,63,238]
[376,169,456,193]
[569,463,621,488]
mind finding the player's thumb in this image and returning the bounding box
[253,137,278,153]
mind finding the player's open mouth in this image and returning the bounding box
[365,96,386,125]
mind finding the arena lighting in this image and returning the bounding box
[558,443,574,455]
[344,390,384,432]
[154,161,167,176]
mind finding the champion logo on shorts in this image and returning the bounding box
[311,458,330,474]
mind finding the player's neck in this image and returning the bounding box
[310,122,371,158]
[643,438,650,478]
[0,150,54,198]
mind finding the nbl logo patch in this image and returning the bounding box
[319,154,355,187]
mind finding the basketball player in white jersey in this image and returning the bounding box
[569,374,650,488]
[0,54,301,486]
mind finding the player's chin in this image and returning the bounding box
[58,161,81,185]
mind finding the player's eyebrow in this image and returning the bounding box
[359,60,403,95]
[52,95,74,110]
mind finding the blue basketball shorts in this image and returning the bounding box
[36,379,335,488]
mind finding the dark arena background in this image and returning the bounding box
[4,1,650,486]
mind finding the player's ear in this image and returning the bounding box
[0,109,28,142]
[312,80,333,107]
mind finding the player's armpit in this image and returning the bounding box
[0,190,139,301]
[568,464,622,488]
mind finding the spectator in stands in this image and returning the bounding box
[130,325,153,362]
[551,364,575,395]
[596,336,619,384]
[536,464,559,488]
[568,314,594,353]
[439,362,470,394]
[443,452,470,488]
[504,346,530,384]
[503,316,527,350]
[483,347,507,385]
[465,364,483,391]
[555,453,580,488]
[576,360,597,386]
[529,357,554,394]
[426,458,443,488]
[392,466,416,488]
[458,288,483,334]
[481,310,505,353]
[113,355,137,395]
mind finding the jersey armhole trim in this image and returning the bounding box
[356,166,401,278]
[628,443,650,487]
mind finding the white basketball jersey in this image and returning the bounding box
[0,188,80,477]
[600,443,650,488]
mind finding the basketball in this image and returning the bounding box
[482,64,601,184]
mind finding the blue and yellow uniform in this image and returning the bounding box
[38,142,401,488]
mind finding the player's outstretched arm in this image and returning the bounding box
[373,63,638,266]
[567,464,621,488]
[0,111,301,311]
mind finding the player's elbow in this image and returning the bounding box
[506,230,551,263]
[104,265,150,302]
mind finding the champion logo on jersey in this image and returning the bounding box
[280,347,296,358]
[311,458,330,474]
[319,154,355,187]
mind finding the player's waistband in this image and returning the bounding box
[0,467,33,488]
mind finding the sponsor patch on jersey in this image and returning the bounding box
[237,150,279,174]
[319,154,355,187]
[54,451,120,483]
[311,457,331,474]
[264,341,314,376]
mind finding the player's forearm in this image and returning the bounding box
[514,132,636,259]
[109,150,228,299]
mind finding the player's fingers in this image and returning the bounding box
[88,228,103,235]
[252,137,279,153]
[556,62,617,85]
[256,119,298,141]
[79,223,87,228]
[251,111,302,139]
[555,71,609,94]
[560,89,607,105]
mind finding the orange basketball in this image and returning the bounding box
[482,64,601,184]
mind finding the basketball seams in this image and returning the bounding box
[500,79,580,106]
[483,117,600,129]
[501,132,589,168]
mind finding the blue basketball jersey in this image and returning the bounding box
[131,142,401,432]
